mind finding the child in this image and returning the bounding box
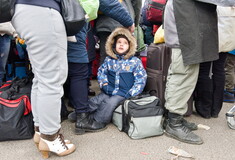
[86,27,147,128]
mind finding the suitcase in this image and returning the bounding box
[144,43,171,106]
[140,56,147,69]
[144,43,193,115]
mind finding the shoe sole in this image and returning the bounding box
[164,131,203,145]
[75,126,108,135]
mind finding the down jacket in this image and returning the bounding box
[98,27,147,98]
[96,0,142,33]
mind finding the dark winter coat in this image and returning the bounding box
[96,0,142,33]
[164,0,219,65]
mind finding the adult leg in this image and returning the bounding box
[224,53,235,103]
[194,62,213,118]
[225,53,235,92]
[68,63,89,113]
[211,53,227,117]
[164,48,202,145]
[12,4,75,157]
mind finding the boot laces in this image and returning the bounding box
[181,125,191,134]
[58,134,68,150]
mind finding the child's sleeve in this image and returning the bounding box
[97,57,109,88]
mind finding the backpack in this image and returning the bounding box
[0,0,16,23]
[112,95,164,139]
[146,0,167,25]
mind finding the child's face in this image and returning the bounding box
[115,38,129,55]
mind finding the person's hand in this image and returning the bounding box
[128,23,135,34]
[103,83,108,86]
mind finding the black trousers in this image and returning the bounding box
[194,53,227,118]
[67,62,89,113]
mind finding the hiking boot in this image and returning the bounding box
[163,118,198,131]
[165,114,203,145]
[181,118,198,130]
[39,131,75,158]
[223,91,235,103]
[75,112,106,135]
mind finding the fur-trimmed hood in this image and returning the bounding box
[105,27,137,60]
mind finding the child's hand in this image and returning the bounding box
[103,83,108,86]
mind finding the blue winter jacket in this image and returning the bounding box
[67,23,89,63]
[98,27,147,99]
[98,56,147,98]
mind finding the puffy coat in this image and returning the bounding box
[98,27,147,98]
[96,0,142,33]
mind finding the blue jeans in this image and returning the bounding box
[89,92,125,124]
[0,35,11,84]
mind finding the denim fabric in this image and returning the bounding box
[68,62,89,113]
[0,35,11,83]
[88,92,125,124]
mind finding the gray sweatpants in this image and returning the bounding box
[164,48,199,115]
[12,4,68,135]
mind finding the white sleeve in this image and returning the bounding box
[196,0,235,6]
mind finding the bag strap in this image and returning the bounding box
[121,101,130,133]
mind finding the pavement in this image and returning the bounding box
[0,80,235,160]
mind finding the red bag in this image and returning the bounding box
[146,0,166,25]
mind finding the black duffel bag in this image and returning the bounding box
[0,77,34,141]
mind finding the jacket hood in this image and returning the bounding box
[105,27,137,60]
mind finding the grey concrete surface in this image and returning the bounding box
[0,80,235,160]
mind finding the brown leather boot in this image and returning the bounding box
[38,131,75,158]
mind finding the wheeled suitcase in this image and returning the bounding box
[144,43,171,106]
[144,43,193,115]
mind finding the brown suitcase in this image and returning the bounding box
[144,43,171,106]
[144,43,193,115]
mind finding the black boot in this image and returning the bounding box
[165,113,203,145]
[163,117,198,131]
[75,112,106,135]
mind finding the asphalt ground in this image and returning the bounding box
[0,80,235,160]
